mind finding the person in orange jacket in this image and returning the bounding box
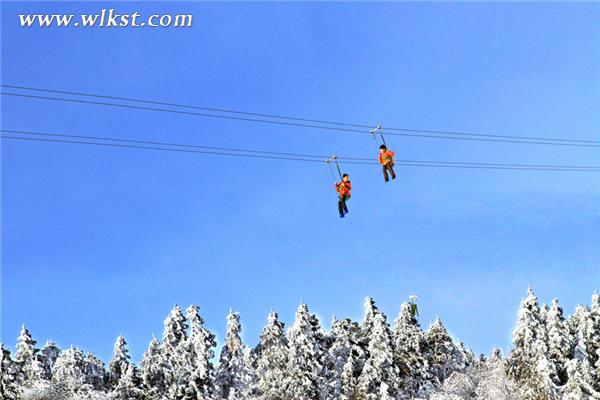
[378,144,396,182]
[335,174,351,218]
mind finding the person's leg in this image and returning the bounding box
[338,198,344,216]
[342,196,349,213]
[389,165,396,180]
[382,165,389,182]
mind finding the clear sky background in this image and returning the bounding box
[2,2,599,363]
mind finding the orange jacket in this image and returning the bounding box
[335,180,352,197]
[378,150,395,165]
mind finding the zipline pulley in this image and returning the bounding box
[370,125,386,146]
[326,154,343,181]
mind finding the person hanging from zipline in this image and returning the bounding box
[335,174,352,218]
[378,144,396,182]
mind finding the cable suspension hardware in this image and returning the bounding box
[370,125,386,146]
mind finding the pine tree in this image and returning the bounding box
[108,335,131,388]
[431,371,476,400]
[356,312,399,400]
[474,349,518,400]
[15,325,44,386]
[140,337,168,400]
[360,297,380,349]
[52,347,88,393]
[339,351,357,400]
[186,304,217,400]
[588,290,600,384]
[162,305,190,400]
[111,364,145,400]
[254,311,288,400]
[322,317,356,400]
[283,302,322,400]
[393,302,435,398]
[563,330,600,400]
[39,341,61,381]
[545,298,572,385]
[506,287,559,400]
[425,318,467,384]
[0,344,19,400]
[216,310,253,399]
[84,352,107,391]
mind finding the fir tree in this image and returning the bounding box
[39,341,61,381]
[85,352,107,391]
[108,335,130,388]
[545,298,572,385]
[339,351,357,400]
[425,318,467,384]
[111,364,144,400]
[186,304,217,400]
[563,330,600,400]
[356,312,399,400]
[323,317,356,400]
[52,347,88,393]
[393,302,435,397]
[162,305,190,400]
[0,344,19,400]
[254,311,288,400]
[360,297,380,350]
[506,287,559,400]
[140,337,168,400]
[588,290,600,384]
[474,349,518,400]
[283,302,322,400]
[15,325,43,386]
[216,310,253,399]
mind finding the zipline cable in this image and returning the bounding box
[2,91,599,148]
[4,129,599,170]
[3,132,599,172]
[2,83,596,144]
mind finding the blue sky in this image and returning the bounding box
[2,2,599,362]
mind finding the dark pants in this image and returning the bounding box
[383,163,396,182]
[338,195,350,216]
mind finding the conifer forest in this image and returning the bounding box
[2,288,599,400]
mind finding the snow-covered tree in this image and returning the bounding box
[162,305,190,400]
[15,325,44,386]
[39,341,61,381]
[339,351,357,400]
[506,287,559,400]
[0,344,19,400]
[163,305,189,360]
[110,364,144,400]
[563,330,600,400]
[322,317,358,400]
[254,311,288,400]
[545,298,572,385]
[216,310,253,399]
[474,349,518,400]
[431,370,476,400]
[52,347,89,393]
[283,302,322,400]
[140,337,168,400]
[588,291,600,384]
[356,312,399,400]
[425,318,468,384]
[186,304,217,399]
[393,302,435,397]
[108,336,130,388]
[85,352,107,391]
[360,297,380,348]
